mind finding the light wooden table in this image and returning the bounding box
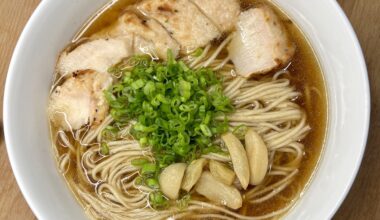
[0,0,379,219]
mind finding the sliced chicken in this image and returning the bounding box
[137,0,220,52]
[92,11,180,60]
[48,70,112,131]
[228,6,296,77]
[191,0,240,32]
[57,36,133,77]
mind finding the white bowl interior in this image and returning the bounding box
[4,0,369,219]
[272,0,369,219]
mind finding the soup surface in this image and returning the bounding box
[49,0,327,219]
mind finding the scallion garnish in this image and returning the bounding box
[105,50,233,169]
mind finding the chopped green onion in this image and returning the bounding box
[192,48,203,57]
[202,145,223,154]
[149,192,168,209]
[143,81,156,97]
[200,124,212,137]
[135,176,143,185]
[105,50,234,172]
[100,142,110,155]
[131,158,150,167]
[179,79,191,102]
[139,137,148,145]
[232,124,248,139]
[131,79,145,90]
[146,178,159,189]
[177,194,191,210]
[141,163,157,174]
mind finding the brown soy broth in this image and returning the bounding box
[74,0,140,39]
[50,126,96,208]
[62,0,328,218]
[238,0,327,217]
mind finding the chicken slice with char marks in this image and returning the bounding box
[48,70,112,131]
[191,0,240,32]
[92,11,179,60]
[57,36,133,77]
[228,6,296,77]
[137,0,221,52]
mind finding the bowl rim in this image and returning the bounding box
[4,1,46,218]
[3,0,370,219]
[275,0,370,219]
[317,0,370,217]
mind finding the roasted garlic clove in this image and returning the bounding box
[209,160,235,185]
[182,158,208,192]
[221,132,250,189]
[159,163,187,200]
[195,171,242,209]
[245,128,269,185]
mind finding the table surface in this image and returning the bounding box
[0,0,379,219]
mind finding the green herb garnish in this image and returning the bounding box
[191,48,204,57]
[149,191,169,209]
[100,142,110,155]
[105,50,233,168]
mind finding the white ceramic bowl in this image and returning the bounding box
[4,0,370,219]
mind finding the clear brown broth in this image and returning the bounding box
[61,0,328,218]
